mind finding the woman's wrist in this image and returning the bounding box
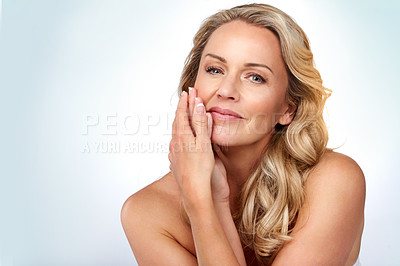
[213,200,231,217]
[185,198,215,223]
[182,191,214,217]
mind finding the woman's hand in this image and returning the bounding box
[168,88,215,209]
[180,87,230,204]
[211,144,230,204]
[188,87,230,205]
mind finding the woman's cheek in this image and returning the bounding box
[196,81,215,104]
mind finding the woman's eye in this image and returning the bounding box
[248,74,266,84]
[206,67,223,75]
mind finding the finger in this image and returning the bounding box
[191,97,209,141]
[206,112,213,139]
[188,87,197,136]
[174,91,192,137]
[188,87,195,124]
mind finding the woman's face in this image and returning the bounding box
[194,20,294,147]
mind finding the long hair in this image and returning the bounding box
[178,3,331,264]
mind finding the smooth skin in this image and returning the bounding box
[121,20,365,265]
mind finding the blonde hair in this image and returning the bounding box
[178,3,331,264]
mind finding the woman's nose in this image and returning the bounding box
[216,75,240,101]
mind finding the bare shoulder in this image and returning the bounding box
[121,172,181,236]
[314,150,364,176]
[120,172,197,265]
[306,150,366,198]
[121,172,179,210]
[303,150,366,227]
[273,151,366,265]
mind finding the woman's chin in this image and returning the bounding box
[210,124,244,146]
[211,134,241,147]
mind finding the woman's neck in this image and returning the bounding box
[216,134,272,210]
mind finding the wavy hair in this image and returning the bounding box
[178,3,331,264]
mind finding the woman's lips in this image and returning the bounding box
[208,106,244,121]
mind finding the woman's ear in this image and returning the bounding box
[277,104,297,125]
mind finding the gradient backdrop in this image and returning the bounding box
[1,0,399,265]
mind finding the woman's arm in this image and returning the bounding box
[184,196,242,266]
[169,90,242,265]
[213,200,247,266]
[190,87,246,265]
[209,143,247,266]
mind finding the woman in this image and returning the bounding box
[121,3,365,265]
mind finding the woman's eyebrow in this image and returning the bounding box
[204,53,274,74]
[205,53,227,63]
[244,63,273,74]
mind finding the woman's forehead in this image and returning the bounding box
[201,20,285,72]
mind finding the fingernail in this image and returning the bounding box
[188,87,193,95]
[196,103,205,114]
[181,91,187,97]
